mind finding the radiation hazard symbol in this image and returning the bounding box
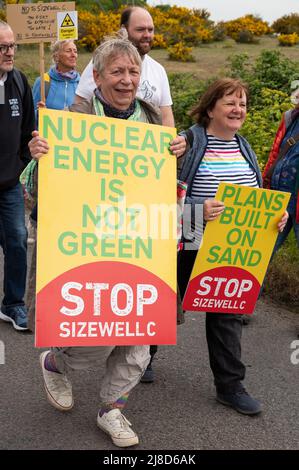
[61,13,74,28]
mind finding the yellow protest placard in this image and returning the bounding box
[183,182,290,314]
[36,109,177,347]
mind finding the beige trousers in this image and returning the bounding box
[52,345,150,403]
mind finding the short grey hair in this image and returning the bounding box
[93,29,141,75]
[50,39,77,64]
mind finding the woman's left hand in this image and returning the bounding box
[278,211,288,232]
[169,135,187,157]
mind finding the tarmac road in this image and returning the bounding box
[0,245,298,451]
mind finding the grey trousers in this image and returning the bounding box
[27,220,150,402]
[52,345,150,403]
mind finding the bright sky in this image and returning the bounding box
[147,0,298,24]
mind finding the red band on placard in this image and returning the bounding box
[36,261,176,347]
[183,266,260,314]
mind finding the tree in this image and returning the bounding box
[272,13,299,34]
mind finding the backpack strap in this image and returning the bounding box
[279,133,299,158]
[13,69,25,100]
[44,72,51,100]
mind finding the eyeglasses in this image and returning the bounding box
[0,43,17,54]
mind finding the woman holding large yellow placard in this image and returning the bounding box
[28,30,165,449]
[170,78,288,416]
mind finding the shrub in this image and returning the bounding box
[278,33,299,46]
[235,30,260,44]
[197,28,213,43]
[226,50,299,107]
[224,15,272,41]
[77,10,120,51]
[169,73,206,131]
[167,42,195,62]
[73,5,217,51]
[226,52,251,80]
[152,34,167,49]
[211,22,227,42]
[192,9,211,21]
[252,50,299,95]
[272,13,299,35]
[263,232,299,311]
[148,6,214,47]
[241,88,291,170]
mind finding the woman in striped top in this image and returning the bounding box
[170,78,288,416]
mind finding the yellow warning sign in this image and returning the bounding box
[61,13,74,27]
[57,11,78,40]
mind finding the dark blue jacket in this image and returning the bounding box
[0,69,35,189]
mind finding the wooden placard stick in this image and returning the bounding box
[39,42,45,104]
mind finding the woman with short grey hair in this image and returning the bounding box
[28,31,163,448]
[72,29,159,124]
[93,29,141,75]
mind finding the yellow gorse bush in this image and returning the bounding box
[0,5,277,60]
[75,6,215,53]
[148,6,213,46]
[152,34,167,49]
[77,10,120,51]
[167,42,195,62]
[224,15,272,40]
[278,33,299,46]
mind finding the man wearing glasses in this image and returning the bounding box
[0,21,35,331]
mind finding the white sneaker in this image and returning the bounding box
[40,351,74,411]
[97,409,139,447]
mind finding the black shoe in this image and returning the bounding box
[140,364,154,383]
[216,389,262,415]
[242,315,252,326]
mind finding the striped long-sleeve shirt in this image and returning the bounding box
[191,134,258,200]
[189,134,258,246]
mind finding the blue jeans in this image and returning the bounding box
[0,182,27,307]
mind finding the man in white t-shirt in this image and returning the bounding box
[75,6,174,127]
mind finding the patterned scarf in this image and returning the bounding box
[55,66,78,80]
[93,88,140,120]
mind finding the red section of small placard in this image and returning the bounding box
[182,266,260,314]
[36,261,176,347]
